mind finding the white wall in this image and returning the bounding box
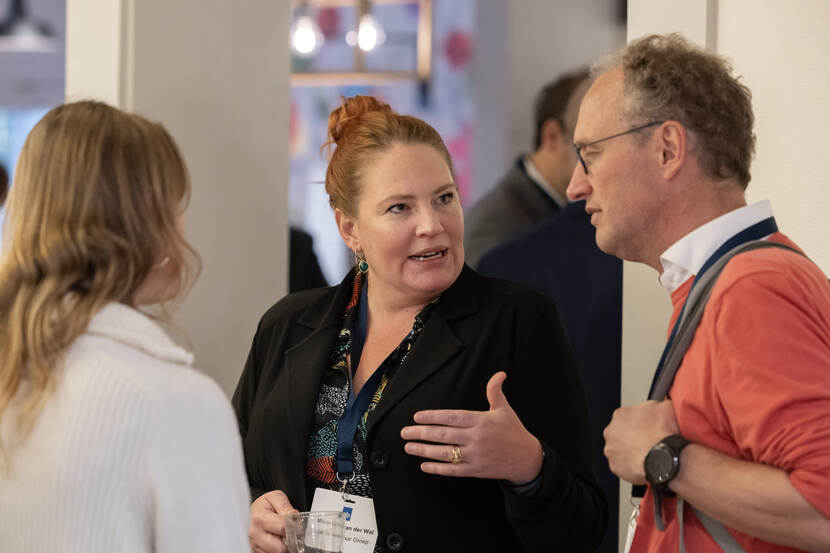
[470,0,508,205]
[623,0,830,550]
[470,0,625,203]
[66,0,290,395]
[504,0,626,162]
[718,0,830,272]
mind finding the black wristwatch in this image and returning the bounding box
[644,434,690,494]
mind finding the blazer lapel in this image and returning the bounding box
[512,157,561,214]
[278,274,354,507]
[367,266,479,432]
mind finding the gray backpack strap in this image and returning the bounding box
[692,503,747,553]
[678,499,747,553]
[652,240,802,552]
[650,240,802,401]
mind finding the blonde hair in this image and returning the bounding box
[323,95,453,216]
[0,101,200,463]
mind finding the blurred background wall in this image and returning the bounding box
[0,0,626,390]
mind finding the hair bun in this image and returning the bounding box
[327,95,394,146]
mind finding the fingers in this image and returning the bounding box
[249,490,297,553]
[411,408,479,427]
[602,401,675,484]
[411,371,509,425]
[249,509,289,553]
[400,422,467,444]
[258,512,292,536]
[418,460,467,477]
[403,441,461,462]
[264,490,298,515]
[249,528,288,553]
[485,371,509,410]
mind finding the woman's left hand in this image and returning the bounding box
[400,371,543,485]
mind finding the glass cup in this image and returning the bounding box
[284,511,347,553]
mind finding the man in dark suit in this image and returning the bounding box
[479,200,622,553]
[464,70,589,268]
[289,226,328,293]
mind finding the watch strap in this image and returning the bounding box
[646,434,691,493]
[662,434,691,454]
[649,435,690,531]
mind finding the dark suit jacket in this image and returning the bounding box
[479,201,622,553]
[233,266,607,553]
[464,157,561,268]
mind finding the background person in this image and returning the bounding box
[0,162,8,206]
[478,76,622,553]
[464,69,589,268]
[233,95,606,553]
[0,101,251,553]
[567,34,830,552]
[288,226,328,293]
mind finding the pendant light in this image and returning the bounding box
[0,0,56,53]
[345,0,385,53]
[291,0,324,58]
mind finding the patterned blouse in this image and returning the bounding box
[304,272,438,503]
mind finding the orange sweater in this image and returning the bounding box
[632,233,830,552]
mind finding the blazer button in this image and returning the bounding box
[370,450,388,469]
[385,532,404,551]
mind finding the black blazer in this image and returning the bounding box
[233,265,607,553]
[479,201,623,553]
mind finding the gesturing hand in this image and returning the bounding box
[603,399,680,485]
[249,490,299,553]
[400,371,544,485]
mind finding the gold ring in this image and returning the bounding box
[449,445,463,464]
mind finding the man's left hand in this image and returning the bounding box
[603,399,680,484]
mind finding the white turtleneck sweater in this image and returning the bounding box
[0,303,251,553]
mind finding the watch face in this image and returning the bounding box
[645,443,677,484]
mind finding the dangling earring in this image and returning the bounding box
[356,252,369,274]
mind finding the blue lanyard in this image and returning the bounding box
[646,216,778,399]
[335,284,388,477]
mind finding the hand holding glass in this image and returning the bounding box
[284,511,347,553]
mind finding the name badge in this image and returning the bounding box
[311,487,378,553]
[623,498,641,553]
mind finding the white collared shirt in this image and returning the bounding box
[658,200,775,292]
[522,156,568,209]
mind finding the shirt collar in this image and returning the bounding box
[522,156,567,209]
[658,200,775,292]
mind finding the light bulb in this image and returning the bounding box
[357,14,385,52]
[291,15,323,57]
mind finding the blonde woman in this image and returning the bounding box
[0,101,250,553]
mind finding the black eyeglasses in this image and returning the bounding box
[574,121,664,175]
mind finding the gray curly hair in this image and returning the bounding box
[594,33,756,188]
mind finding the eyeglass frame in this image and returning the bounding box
[573,121,665,175]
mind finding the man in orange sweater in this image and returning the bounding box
[567,34,830,552]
